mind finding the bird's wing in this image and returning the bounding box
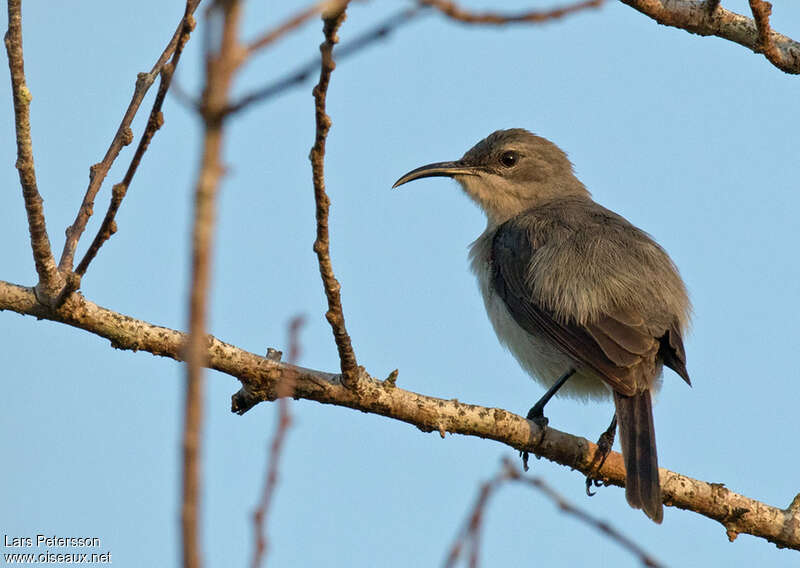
[491,221,663,396]
[659,321,691,385]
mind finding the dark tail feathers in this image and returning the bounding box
[613,390,663,523]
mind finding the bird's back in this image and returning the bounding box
[517,196,690,335]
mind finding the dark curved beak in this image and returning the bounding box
[392,161,479,188]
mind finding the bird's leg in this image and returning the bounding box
[586,413,617,496]
[521,368,575,470]
[526,368,576,425]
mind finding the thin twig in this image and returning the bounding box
[748,0,782,68]
[225,7,422,115]
[422,0,605,24]
[2,280,799,550]
[5,0,64,304]
[245,0,347,56]
[183,1,244,567]
[619,0,800,74]
[445,458,663,568]
[251,316,306,568]
[73,10,198,280]
[58,0,204,273]
[309,4,359,388]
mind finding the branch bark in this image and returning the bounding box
[1,279,797,550]
[5,0,65,303]
[309,5,359,387]
[619,0,800,74]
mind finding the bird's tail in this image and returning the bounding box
[613,390,663,523]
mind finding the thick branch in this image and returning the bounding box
[1,279,798,550]
[619,0,800,74]
[58,0,204,273]
[310,5,359,387]
[5,0,64,302]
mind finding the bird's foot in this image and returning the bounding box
[526,403,549,428]
[586,415,617,496]
[521,405,550,471]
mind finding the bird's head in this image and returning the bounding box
[393,128,589,226]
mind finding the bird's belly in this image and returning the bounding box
[471,255,611,401]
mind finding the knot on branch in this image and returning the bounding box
[121,127,134,146]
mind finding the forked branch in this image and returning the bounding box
[59,0,204,273]
[74,11,198,280]
[619,0,800,74]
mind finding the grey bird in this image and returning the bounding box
[393,128,691,523]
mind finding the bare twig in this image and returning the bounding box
[182,1,244,567]
[5,0,65,304]
[422,0,605,24]
[251,316,306,568]
[445,458,663,568]
[748,0,782,68]
[2,279,799,550]
[309,4,359,388]
[619,0,800,74]
[226,0,604,116]
[245,0,347,56]
[58,0,204,273]
[225,7,422,115]
[73,11,197,281]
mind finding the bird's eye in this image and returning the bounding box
[500,150,519,167]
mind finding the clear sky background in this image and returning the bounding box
[1,1,799,566]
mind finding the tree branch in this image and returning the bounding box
[224,7,422,115]
[618,0,800,74]
[73,9,197,282]
[747,0,782,69]
[421,0,606,24]
[445,458,663,568]
[309,4,359,387]
[244,0,347,56]
[58,0,204,273]
[1,279,798,550]
[5,0,64,303]
[251,316,305,568]
[181,1,244,567]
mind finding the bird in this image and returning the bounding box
[393,128,691,523]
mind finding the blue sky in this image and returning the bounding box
[1,1,799,566]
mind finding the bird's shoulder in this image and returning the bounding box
[506,197,651,248]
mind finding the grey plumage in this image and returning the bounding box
[394,128,691,523]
